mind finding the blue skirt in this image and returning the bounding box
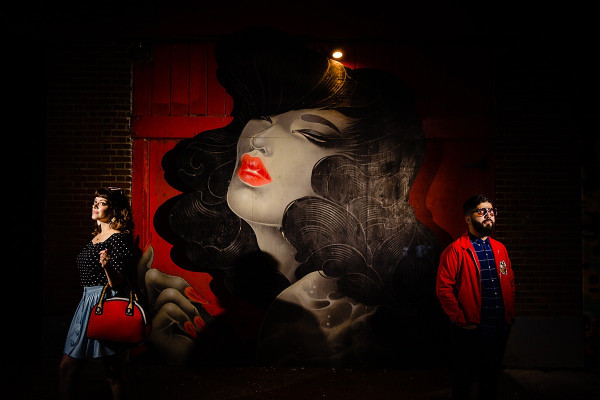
[63,286,119,359]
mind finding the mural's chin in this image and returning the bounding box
[227,176,284,227]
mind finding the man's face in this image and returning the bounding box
[467,201,496,237]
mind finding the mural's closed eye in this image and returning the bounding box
[300,113,341,133]
[292,129,329,144]
[290,113,347,147]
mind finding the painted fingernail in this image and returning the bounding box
[184,321,198,339]
[184,287,208,304]
[194,316,206,331]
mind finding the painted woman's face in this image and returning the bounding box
[227,109,352,227]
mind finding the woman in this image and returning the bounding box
[146,28,441,367]
[59,187,134,399]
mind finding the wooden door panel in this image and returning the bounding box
[151,43,172,116]
[170,43,191,116]
[189,42,208,115]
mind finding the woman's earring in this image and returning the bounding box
[250,136,268,156]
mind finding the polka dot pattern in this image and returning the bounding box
[76,232,133,286]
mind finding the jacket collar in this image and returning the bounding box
[459,231,472,249]
[459,230,498,250]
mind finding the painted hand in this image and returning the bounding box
[144,268,210,365]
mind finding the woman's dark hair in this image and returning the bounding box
[168,28,438,308]
[93,187,134,235]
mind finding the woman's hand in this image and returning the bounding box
[99,248,122,287]
[99,249,110,268]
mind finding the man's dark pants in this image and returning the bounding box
[450,326,510,400]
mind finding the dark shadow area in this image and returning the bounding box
[222,251,291,311]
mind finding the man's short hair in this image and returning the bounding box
[463,194,491,215]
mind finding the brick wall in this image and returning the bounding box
[493,42,581,317]
[44,40,133,314]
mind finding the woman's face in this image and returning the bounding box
[92,196,111,223]
[227,109,352,227]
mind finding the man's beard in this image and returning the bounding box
[472,218,494,236]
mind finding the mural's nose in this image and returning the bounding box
[250,135,269,156]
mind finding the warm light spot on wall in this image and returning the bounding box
[332,50,343,59]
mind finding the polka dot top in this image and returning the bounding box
[76,232,133,287]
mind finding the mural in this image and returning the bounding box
[141,29,445,367]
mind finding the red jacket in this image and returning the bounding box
[436,231,515,327]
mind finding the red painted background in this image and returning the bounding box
[131,40,494,318]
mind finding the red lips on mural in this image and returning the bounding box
[237,153,272,186]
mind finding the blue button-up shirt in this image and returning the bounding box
[469,233,506,338]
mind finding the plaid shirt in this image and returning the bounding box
[469,234,506,338]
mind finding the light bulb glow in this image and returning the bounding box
[332,51,343,59]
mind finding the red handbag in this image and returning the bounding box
[86,283,149,343]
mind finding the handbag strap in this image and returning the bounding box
[94,283,138,317]
[125,290,135,316]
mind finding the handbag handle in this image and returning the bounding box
[94,283,139,317]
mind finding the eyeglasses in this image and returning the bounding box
[470,207,497,217]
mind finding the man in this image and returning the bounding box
[436,194,515,400]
